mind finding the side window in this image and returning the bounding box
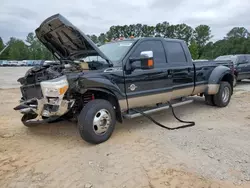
[130,40,166,68]
[164,41,187,63]
[245,55,250,62]
[238,56,246,63]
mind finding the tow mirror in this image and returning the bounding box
[129,51,154,70]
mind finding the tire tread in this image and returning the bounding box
[213,81,232,107]
[78,99,116,144]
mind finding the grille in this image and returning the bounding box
[21,84,43,100]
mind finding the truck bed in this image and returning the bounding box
[193,60,234,70]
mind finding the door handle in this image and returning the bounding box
[187,67,191,72]
[167,70,173,78]
[168,70,173,74]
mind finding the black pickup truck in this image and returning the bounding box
[14,14,234,144]
[215,54,250,86]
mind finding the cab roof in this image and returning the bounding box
[105,37,184,44]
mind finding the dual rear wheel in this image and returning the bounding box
[205,81,232,107]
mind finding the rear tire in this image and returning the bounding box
[213,82,232,107]
[78,99,116,144]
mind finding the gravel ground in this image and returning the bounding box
[0,67,31,89]
[0,85,250,188]
[0,67,250,187]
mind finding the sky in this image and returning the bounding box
[0,0,250,43]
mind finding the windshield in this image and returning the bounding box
[215,55,237,64]
[74,40,135,67]
[98,41,134,62]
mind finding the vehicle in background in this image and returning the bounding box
[215,54,250,86]
[26,60,34,66]
[0,60,53,67]
[193,59,209,62]
[42,60,54,66]
[42,60,60,66]
[9,61,18,66]
[34,60,43,66]
[17,61,27,66]
[2,60,9,66]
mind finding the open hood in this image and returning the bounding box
[35,14,111,64]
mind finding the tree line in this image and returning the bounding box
[0,21,249,61]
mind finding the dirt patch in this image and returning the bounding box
[1,88,250,188]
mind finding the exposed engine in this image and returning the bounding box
[17,63,82,101]
[17,62,82,86]
[14,60,108,124]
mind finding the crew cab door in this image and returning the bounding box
[236,55,249,80]
[123,39,173,109]
[163,41,194,98]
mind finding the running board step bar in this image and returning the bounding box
[123,99,193,119]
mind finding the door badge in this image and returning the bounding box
[128,84,137,91]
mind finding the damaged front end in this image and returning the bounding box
[14,75,75,126]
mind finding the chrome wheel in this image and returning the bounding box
[93,109,111,135]
[222,86,230,103]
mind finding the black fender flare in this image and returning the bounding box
[74,76,128,112]
[76,77,125,98]
[205,65,234,95]
[83,87,125,123]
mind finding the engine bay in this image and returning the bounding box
[17,60,109,86]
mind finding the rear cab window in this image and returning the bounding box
[238,55,246,63]
[163,41,187,63]
[245,55,250,62]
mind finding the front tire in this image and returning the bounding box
[78,99,116,144]
[213,81,232,107]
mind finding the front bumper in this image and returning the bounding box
[14,97,75,124]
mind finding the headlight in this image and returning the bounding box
[40,75,69,97]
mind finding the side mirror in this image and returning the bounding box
[129,51,154,70]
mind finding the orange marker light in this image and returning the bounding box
[148,59,154,67]
[59,85,69,95]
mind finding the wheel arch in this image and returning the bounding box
[82,88,124,123]
[205,65,234,95]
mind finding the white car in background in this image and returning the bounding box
[43,60,60,66]
[17,61,27,66]
[9,61,18,66]
[2,61,9,66]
